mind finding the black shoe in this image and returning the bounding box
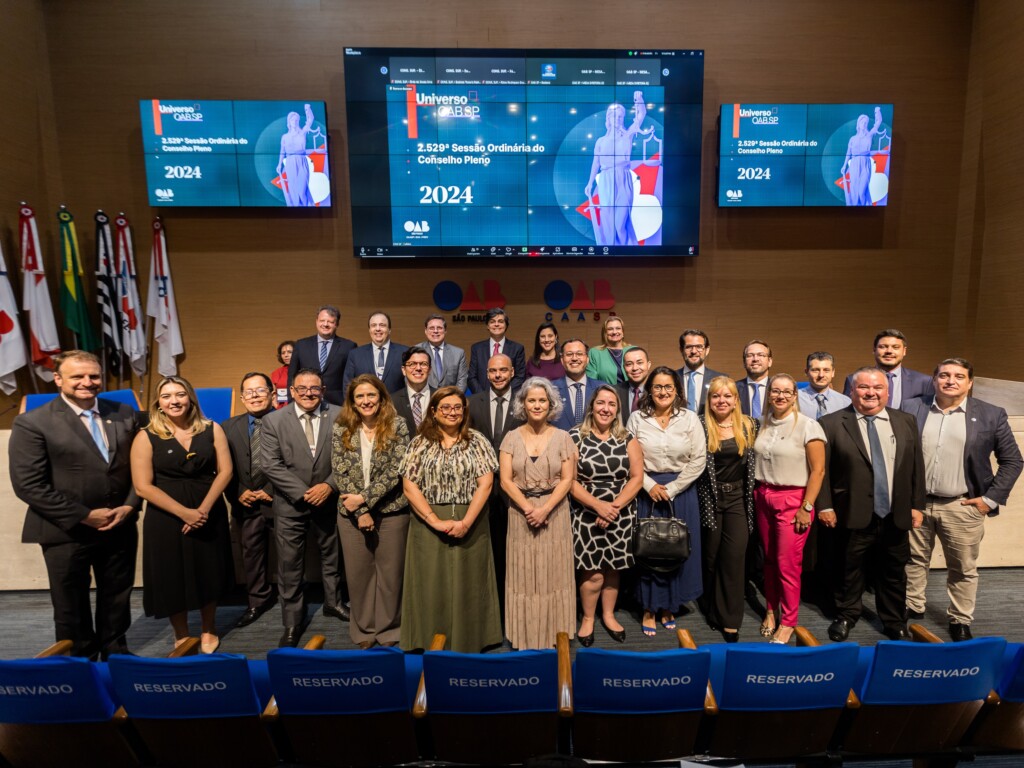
[828,618,853,642]
[600,617,626,643]
[236,599,275,628]
[722,630,739,644]
[279,626,304,648]
[907,608,925,621]
[323,604,351,622]
[577,632,595,647]
[949,622,974,642]
[884,624,911,641]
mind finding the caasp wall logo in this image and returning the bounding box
[543,280,615,322]
[433,280,505,322]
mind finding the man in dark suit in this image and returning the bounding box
[902,358,1022,640]
[342,311,409,395]
[676,329,728,413]
[288,305,356,406]
[842,329,934,408]
[9,351,139,658]
[467,307,527,394]
[391,347,432,436]
[552,339,603,431]
[468,353,524,613]
[417,314,468,391]
[736,339,772,418]
[617,346,651,421]
[818,367,926,642]
[222,372,277,628]
[262,368,347,647]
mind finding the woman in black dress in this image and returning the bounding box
[131,376,234,653]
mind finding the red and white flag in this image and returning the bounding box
[146,219,183,377]
[114,215,147,376]
[0,242,27,394]
[19,205,61,382]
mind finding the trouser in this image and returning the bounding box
[755,483,812,627]
[836,514,909,630]
[237,513,274,608]
[701,493,749,629]
[338,510,409,645]
[276,508,342,626]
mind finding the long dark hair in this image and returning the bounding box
[337,374,400,451]
[637,366,686,416]
[531,322,559,364]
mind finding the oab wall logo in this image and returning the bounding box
[543,280,615,322]
[433,280,505,323]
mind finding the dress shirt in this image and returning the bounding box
[798,387,852,419]
[490,388,511,430]
[887,366,904,407]
[754,413,826,486]
[922,401,970,499]
[406,385,430,408]
[374,342,391,375]
[293,402,325,452]
[855,410,895,502]
[744,377,768,415]
[488,337,506,357]
[564,376,588,415]
[627,384,644,414]
[626,409,707,499]
[60,394,110,451]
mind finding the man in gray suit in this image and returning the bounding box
[262,368,347,647]
[418,314,468,391]
[9,350,139,658]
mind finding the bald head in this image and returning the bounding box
[487,354,514,395]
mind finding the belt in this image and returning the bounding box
[719,482,740,494]
[927,493,966,503]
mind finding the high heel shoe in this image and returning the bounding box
[200,635,220,654]
[759,614,776,638]
[600,617,626,643]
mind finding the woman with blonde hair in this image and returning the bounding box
[585,316,634,385]
[131,376,234,653]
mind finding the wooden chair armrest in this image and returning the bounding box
[704,680,719,715]
[167,637,200,657]
[303,635,327,650]
[113,706,128,723]
[846,689,861,709]
[910,623,943,643]
[413,633,446,718]
[795,626,820,647]
[676,628,697,649]
[35,639,74,657]
[262,696,279,722]
[983,689,1001,707]
[556,631,573,717]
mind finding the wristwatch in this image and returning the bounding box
[801,501,814,512]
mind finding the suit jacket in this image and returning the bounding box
[391,386,430,438]
[616,382,644,422]
[676,366,728,413]
[736,376,768,417]
[468,338,527,395]
[552,376,603,431]
[343,342,409,396]
[222,411,275,520]
[10,398,140,545]
[288,334,357,405]
[261,403,341,518]
[817,406,926,531]
[416,342,468,391]
[330,419,410,517]
[902,395,1023,513]
[468,389,525,452]
[843,366,934,404]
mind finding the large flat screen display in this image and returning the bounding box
[139,100,331,207]
[343,48,704,258]
[718,103,893,207]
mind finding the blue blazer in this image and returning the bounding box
[901,395,1023,513]
[342,342,409,395]
[843,366,934,405]
[467,338,526,395]
[675,366,729,413]
[288,334,356,405]
[551,376,603,431]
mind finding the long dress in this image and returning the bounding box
[501,428,576,649]
[142,426,233,619]
[281,131,312,207]
[570,428,636,571]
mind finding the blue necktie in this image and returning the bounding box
[573,383,584,424]
[87,410,109,462]
[319,340,329,372]
[434,346,444,380]
[815,393,827,420]
[864,415,891,518]
[886,371,896,407]
[750,383,762,420]
[686,371,697,412]
[376,346,386,378]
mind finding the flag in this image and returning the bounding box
[57,208,99,351]
[146,218,183,377]
[95,211,122,359]
[0,243,27,395]
[19,204,61,381]
[114,215,147,376]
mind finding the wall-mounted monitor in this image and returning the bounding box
[343,47,704,258]
[139,99,331,207]
[717,103,893,207]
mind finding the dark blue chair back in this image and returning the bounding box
[0,656,118,724]
[574,647,709,714]
[194,387,233,422]
[422,649,557,715]
[22,389,140,413]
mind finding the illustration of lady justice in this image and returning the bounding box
[276,103,322,207]
[839,106,885,206]
[584,91,654,246]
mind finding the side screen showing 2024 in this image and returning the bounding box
[139,100,331,207]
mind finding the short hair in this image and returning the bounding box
[873,329,907,346]
[276,340,296,364]
[402,347,431,368]
[511,376,564,422]
[367,310,392,328]
[485,307,509,325]
[934,357,974,379]
[560,338,590,356]
[424,314,447,329]
[742,339,773,358]
[624,346,649,362]
[240,371,273,391]
[292,368,323,384]
[316,305,340,322]
[805,351,835,368]
[54,350,100,373]
[418,387,471,445]
[599,315,627,348]
[679,329,710,350]
[850,366,885,385]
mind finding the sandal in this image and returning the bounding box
[759,614,776,638]
[642,613,657,637]
[660,613,677,630]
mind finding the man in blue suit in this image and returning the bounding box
[843,329,933,408]
[901,358,1022,641]
[287,305,356,405]
[675,329,728,414]
[342,311,408,395]
[551,338,602,431]
[467,308,526,394]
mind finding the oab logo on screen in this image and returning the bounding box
[158,103,204,122]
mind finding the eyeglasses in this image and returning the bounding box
[292,386,323,395]
[562,352,587,359]
[651,384,676,393]
[404,362,430,369]
[241,387,270,399]
[744,352,769,360]
[683,344,706,351]
[436,404,465,415]
[769,389,796,398]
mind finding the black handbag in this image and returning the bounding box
[632,515,691,573]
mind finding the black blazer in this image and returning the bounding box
[902,395,1023,513]
[10,398,140,545]
[735,376,768,417]
[222,412,275,520]
[467,389,525,453]
[288,334,357,405]
[467,338,527,395]
[843,366,934,404]
[390,386,430,439]
[342,342,409,396]
[676,366,729,413]
[817,406,926,531]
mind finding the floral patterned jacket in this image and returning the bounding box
[331,418,409,517]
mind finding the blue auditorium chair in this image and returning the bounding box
[970,641,1024,750]
[20,388,141,413]
[194,386,233,422]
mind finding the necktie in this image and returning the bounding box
[303,412,316,453]
[751,383,762,420]
[250,417,265,488]
[686,371,697,412]
[631,386,641,413]
[86,410,109,462]
[815,393,827,420]
[434,346,444,380]
[376,346,386,378]
[494,395,505,437]
[319,340,329,372]
[864,415,891,518]
[412,392,423,427]
[573,383,584,424]
[493,340,500,357]
[886,371,896,407]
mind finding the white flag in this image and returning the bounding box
[114,215,147,376]
[146,219,183,377]
[19,205,61,382]
[0,242,28,394]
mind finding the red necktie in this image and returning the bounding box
[493,341,499,356]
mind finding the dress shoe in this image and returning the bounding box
[577,632,595,648]
[323,604,351,622]
[949,622,974,642]
[200,635,221,654]
[722,630,739,644]
[600,617,626,643]
[884,624,911,641]
[279,626,304,648]
[236,599,275,628]
[828,618,853,642]
[907,608,925,621]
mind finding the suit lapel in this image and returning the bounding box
[97,402,119,465]
[58,399,109,463]
[964,397,979,457]
[841,410,871,465]
[313,406,332,462]
[914,396,932,434]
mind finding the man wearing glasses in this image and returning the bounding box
[737,340,773,419]
[222,373,277,628]
[392,347,432,435]
[553,339,602,431]
[676,329,728,413]
[262,368,346,647]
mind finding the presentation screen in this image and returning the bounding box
[718,103,894,207]
[139,99,331,207]
[343,47,704,258]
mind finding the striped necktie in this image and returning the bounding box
[250,416,265,488]
[319,340,329,371]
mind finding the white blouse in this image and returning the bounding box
[753,412,826,487]
[626,408,707,500]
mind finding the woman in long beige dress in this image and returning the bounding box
[499,377,577,649]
